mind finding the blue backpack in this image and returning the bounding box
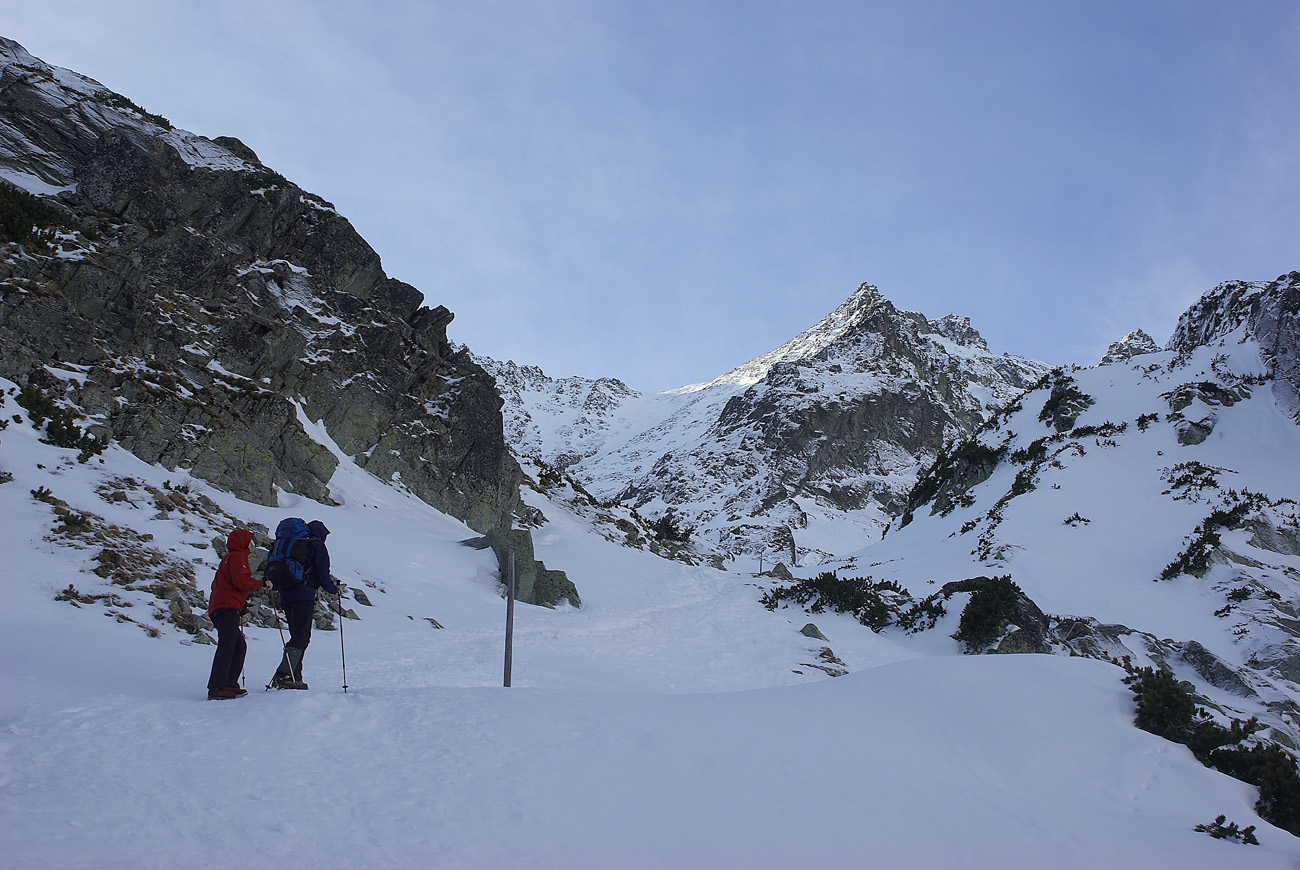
[264,517,312,591]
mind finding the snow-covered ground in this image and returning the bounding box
[1,373,1295,868]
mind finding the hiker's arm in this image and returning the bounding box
[313,540,336,593]
[232,553,262,593]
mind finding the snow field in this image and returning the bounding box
[1,371,1297,867]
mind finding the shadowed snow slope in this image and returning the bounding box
[1,371,1297,868]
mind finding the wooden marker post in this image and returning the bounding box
[504,550,515,687]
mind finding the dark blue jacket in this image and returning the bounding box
[280,520,337,603]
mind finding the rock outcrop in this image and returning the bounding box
[0,37,570,604]
[1168,272,1300,420]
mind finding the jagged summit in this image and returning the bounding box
[1098,328,1160,366]
[682,283,1003,394]
[680,282,893,392]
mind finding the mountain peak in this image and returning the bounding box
[1097,329,1159,366]
[684,281,908,390]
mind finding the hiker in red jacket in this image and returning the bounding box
[206,529,269,700]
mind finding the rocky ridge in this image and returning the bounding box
[1168,274,1300,420]
[0,37,571,605]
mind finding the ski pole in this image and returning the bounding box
[337,591,349,693]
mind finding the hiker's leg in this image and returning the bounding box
[284,598,314,652]
[207,608,239,692]
[226,624,248,687]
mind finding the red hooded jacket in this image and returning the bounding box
[207,529,262,613]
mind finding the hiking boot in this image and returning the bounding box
[207,687,239,700]
[226,686,249,697]
[271,675,309,690]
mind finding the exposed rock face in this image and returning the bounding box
[1168,272,1300,421]
[0,37,570,603]
[1098,329,1159,365]
[484,283,1050,562]
[0,37,518,531]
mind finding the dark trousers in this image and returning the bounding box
[273,598,316,681]
[283,598,315,652]
[207,608,247,692]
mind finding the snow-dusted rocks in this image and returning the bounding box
[474,357,640,468]
[860,292,1300,752]
[1168,273,1300,420]
[1099,328,1160,365]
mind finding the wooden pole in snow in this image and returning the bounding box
[504,550,515,687]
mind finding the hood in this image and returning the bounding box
[307,521,330,541]
[226,528,254,552]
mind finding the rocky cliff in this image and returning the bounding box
[0,37,571,603]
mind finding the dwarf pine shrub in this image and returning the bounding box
[650,514,691,543]
[1124,664,1300,836]
[16,385,107,462]
[1194,815,1259,845]
[1208,743,1300,837]
[761,572,914,633]
[1124,666,1195,742]
[953,575,1021,651]
[1038,375,1094,431]
[0,182,64,245]
[1160,502,1254,580]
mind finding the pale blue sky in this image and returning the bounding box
[6,1,1298,391]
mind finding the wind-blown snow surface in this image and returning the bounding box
[0,377,1295,867]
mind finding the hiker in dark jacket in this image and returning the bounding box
[206,529,269,700]
[270,520,337,690]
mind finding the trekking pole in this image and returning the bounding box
[239,612,247,690]
[337,591,349,694]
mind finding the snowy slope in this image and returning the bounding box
[805,317,1300,753]
[2,373,1297,868]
